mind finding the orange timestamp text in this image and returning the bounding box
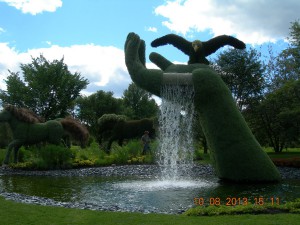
[194,197,280,206]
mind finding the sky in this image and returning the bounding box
[0,0,299,99]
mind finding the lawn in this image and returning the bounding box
[0,196,300,225]
[195,147,300,165]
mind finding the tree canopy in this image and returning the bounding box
[0,54,88,120]
[244,20,300,151]
[214,48,266,111]
[245,79,300,152]
[75,90,124,136]
[122,82,158,119]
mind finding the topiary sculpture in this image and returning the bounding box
[0,105,89,164]
[98,114,155,152]
[151,33,246,65]
[124,32,280,182]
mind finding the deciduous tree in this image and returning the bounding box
[122,82,158,119]
[0,54,88,120]
[214,48,266,111]
[75,90,123,136]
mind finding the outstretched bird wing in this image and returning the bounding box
[151,34,191,56]
[203,35,246,56]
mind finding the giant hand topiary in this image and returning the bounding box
[124,32,281,182]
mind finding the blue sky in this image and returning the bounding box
[0,0,299,98]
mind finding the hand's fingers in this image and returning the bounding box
[149,52,173,70]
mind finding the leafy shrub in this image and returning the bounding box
[125,139,142,156]
[111,144,130,164]
[32,144,73,170]
[9,162,34,170]
[17,146,33,163]
[0,149,6,165]
[72,158,96,168]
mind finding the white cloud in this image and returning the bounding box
[1,0,62,15]
[154,0,300,44]
[0,27,5,34]
[146,27,158,32]
[0,43,132,97]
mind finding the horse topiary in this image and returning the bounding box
[98,114,155,152]
[0,122,13,148]
[124,32,281,183]
[0,105,89,164]
[56,116,90,148]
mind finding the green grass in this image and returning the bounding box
[0,196,300,225]
[268,152,300,159]
[185,199,300,216]
[194,147,300,164]
[264,147,300,154]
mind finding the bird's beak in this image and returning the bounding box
[193,45,199,52]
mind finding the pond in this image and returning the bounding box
[0,165,300,214]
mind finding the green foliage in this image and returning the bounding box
[72,141,101,167]
[98,115,156,151]
[266,21,300,91]
[245,79,300,152]
[184,199,300,216]
[124,32,280,182]
[10,139,157,169]
[193,148,204,161]
[3,138,150,169]
[0,122,13,148]
[98,114,127,128]
[9,161,34,170]
[76,90,124,136]
[30,144,73,170]
[0,54,88,120]
[8,144,74,170]
[17,146,33,163]
[0,148,6,165]
[125,139,143,155]
[122,82,158,119]
[110,144,130,164]
[110,140,156,165]
[214,47,266,111]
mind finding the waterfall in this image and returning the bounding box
[157,84,195,180]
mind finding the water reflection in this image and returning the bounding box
[1,174,300,213]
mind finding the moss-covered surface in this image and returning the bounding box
[124,32,280,182]
[192,69,280,182]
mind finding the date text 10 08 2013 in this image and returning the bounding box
[194,197,280,206]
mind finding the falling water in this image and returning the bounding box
[157,84,195,180]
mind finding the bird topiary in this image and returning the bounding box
[124,32,280,183]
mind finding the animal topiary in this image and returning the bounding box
[98,114,155,152]
[0,105,89,164]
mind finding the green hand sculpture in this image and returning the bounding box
[125,32,280,182]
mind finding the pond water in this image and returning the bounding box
[1,173,300,214]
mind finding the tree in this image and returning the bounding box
[122,82,158,119]
[0,54,88,120]
[245,79,300,152]
[268,20,300,90]
[213,48,266,111]
[75,90,123,136]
